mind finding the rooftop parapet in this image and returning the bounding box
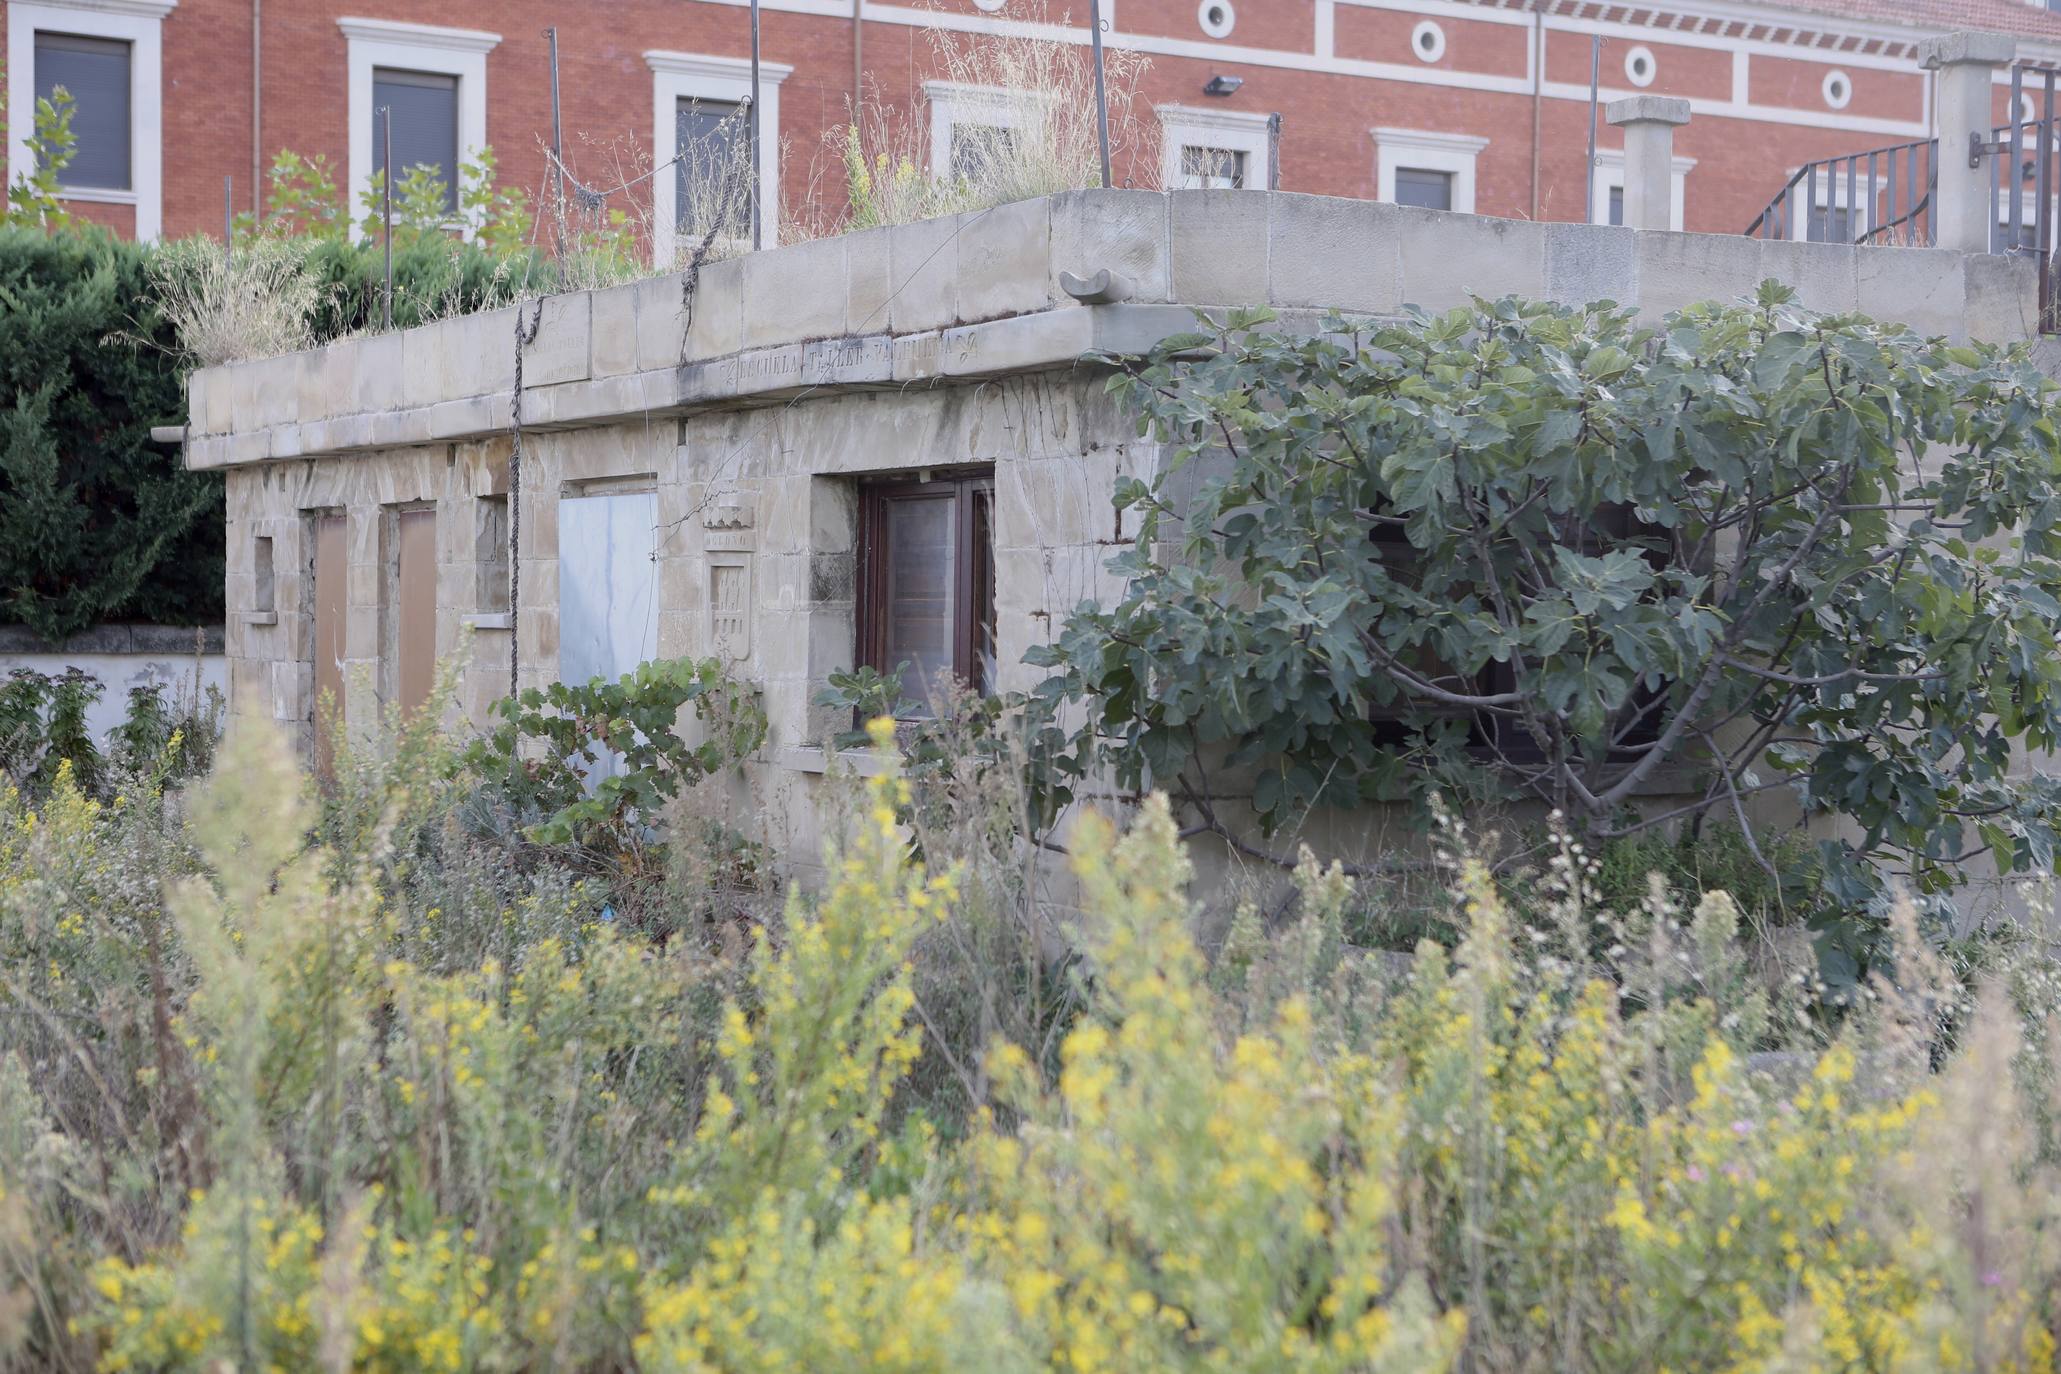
[182,189,2039,472]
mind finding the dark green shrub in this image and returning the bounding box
[0,226,219,640]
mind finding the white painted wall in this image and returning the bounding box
[0,648,226,750]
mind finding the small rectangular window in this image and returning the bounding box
[676,97,748,241]
[1807,204,1855,244]
[1179,145,1246,190]
[948,124,1015,183]
[475,495,509,614]
[1392,167,1453,211]
[1608,185,1625,227]
[254,536,276,614]
[35,32,131,191]
[858,472,996,713]
[372,67,460,213]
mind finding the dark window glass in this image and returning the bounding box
[1608,185,1624,226]
[859,473,998,714]
[372,68,459,213]
[35,32,131,191]
[1807,203,1855,243]
[948,123,1014,182]
[675,97,747,238]
[1180,145,1245,189]
[1393,167,1453,211]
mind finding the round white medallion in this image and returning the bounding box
[1411,20,1446,64]
[1198,0,1235,39]
[1624,45,1657,88]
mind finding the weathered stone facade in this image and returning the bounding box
[184,189,2048,869]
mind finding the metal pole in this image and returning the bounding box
[224,174,234,248]
[546,27,564,255]
[749,0,764,251]
[1267,112,1281,190]
[2011,65,2025,250]
[1089,0,1113,189]
[1585,35,1601,224]
[381,105,393,331]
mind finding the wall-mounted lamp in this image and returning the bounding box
[1203,73,1243,97]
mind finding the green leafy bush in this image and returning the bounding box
[0,227,219,640]
[469,656,767,852]
[1033,286,2061,951]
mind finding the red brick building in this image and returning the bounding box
[7,0,2061,253]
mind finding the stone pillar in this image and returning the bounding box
[1605,96,1691,231]
[1919,31,2016,255]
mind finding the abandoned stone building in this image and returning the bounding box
[180,43,2061,876]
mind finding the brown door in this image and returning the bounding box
[394,508,437,720]
[311,512,347,779]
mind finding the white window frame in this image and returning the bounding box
[648,51,791,267]
[926,80,1048,181]
[6,0,175,239]
[1782,166,1877,243]
[339,17,498,238]
[1589,148,1696,230]
[1158,103,1272,190]
[1373,127,1488,215]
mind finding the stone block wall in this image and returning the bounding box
[187,189,2051,872]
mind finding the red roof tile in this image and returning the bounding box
[1763,0,2061,43]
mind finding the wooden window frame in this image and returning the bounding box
[856,470,996,710]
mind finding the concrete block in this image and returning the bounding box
[1171,189,1270,305]
[958,195,1052,324]
[1050,189,1170,305]
[1964,252,2040,344]
[1759,239,1859,315]
[352,332,406,413]
[525,291,592,387]
[940,310,1094,377]
[845,227,894,335]
[891,331,946,382]
[887,213,962,335]
[402,320,456,411]
[1542,222,1637,308]
[186,367,220,434]
[1395,208,1545,313]
[1856,247,1963,340]
[801,335,893,386]
[634,272,688,370]
[293,347,329,426]
[1269,195,1404,313]
[1632,230,1765,321]
[684,257,745,361]
[590,280,640,377]
[743,235,848,347]
[1090,303,1210,357]
[682,344,805,405]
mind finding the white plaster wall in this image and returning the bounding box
[0,648,226,748]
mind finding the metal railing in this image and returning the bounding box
[1745,139,1936,246]
[1743,64,2061,332]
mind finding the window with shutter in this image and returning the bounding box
[858,473,997,715]
[34,32,131,191]
[372,67,460,212]
[1392,167,1453,211]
